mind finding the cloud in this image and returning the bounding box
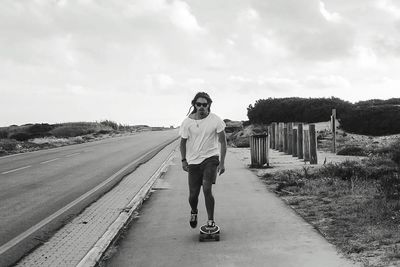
[251,33,289,58]
[304,75,351,89]
[1,0,400,126]
[65,84,91,95]
[229,75,254,83]
[144,73,175,93]
[353,46,378,69]
[228,75,301,94]
[376,0,400,19]
[373,36,400,56]
[249,0,355,61]
[169,0,206,33]
[237,7,260,26]
[319,1,342,23]
[186,78,206,85]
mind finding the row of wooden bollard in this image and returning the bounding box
[269,122,318,164]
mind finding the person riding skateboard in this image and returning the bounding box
[179,92,227,230]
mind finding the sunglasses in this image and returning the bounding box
[195,102,209,107]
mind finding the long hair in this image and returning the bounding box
[186,92,213,116]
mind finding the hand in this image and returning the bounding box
[217,163,225,176]
[182,161,189,172]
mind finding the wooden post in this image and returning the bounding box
[266,134,270,166]
[309,124,318,164]
[250,135,255,165]
[287,123,293,154]
[271,123,276,149]
[292,129,298,157]
[275,123,278,150]
[268,125,272,148]
[304,129,310,162]
[332,109,336,153]
[297,123,304,159]
[279,122,284,152]
[283,125,288,153]
[260,135,265,166]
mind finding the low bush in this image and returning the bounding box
[0,139,18,151]
[269,170,306,193]
[100,120,119,130]
[379,173,400,200]
[337,146,368,156]
[0,130,8,139]
[319,160,366,181]
[28,123,54,135]
[9,132,32,141]
[50,126,94,138]
[232,137,249,147]
[340,105,400,136]
[389,140,400,166]
[97,129,112,135]
[70,136,84,143]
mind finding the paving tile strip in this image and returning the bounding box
[15,141,178,267]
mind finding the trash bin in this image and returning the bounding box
[249,134,269,167]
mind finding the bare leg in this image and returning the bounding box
[202,180,214,220]
[189,186,201,213]
[188,170,202,213]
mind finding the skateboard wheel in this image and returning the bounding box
[215,236,220,241]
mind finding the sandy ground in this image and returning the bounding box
[229,147,365,177]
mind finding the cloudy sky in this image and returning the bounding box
[1,0,399,127]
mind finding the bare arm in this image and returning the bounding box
[180,138,189,172]
[217,130,227,175]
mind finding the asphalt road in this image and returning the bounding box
[0,130,178,247]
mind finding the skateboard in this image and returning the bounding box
[199,224,220,242]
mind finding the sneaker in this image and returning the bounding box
[190,212,198,228]
[206,220,216,229]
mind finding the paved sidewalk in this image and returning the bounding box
[104,148,359,267]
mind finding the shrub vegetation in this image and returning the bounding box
[340,105,400,136]
[247,97,400,136]
[247,97,352,124]
[0,139,18,151]
[9,132,32,141]
[100,120,119,130]
[50,126,96,138]
[2,121,121,141]
[337,146,368,156]
[260,140,400,264]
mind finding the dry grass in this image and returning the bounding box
[254,158,400,267]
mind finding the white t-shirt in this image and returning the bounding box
[179,113,226,165]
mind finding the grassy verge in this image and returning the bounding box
[260,151,400,266]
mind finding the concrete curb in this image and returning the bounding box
[76,146,176,267]
[0,137,178,267]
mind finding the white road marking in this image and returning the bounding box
[40,158,60,164]
[1,165,32,174]
[64,153,81,158]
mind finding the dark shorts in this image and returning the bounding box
[188,156,220,187]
